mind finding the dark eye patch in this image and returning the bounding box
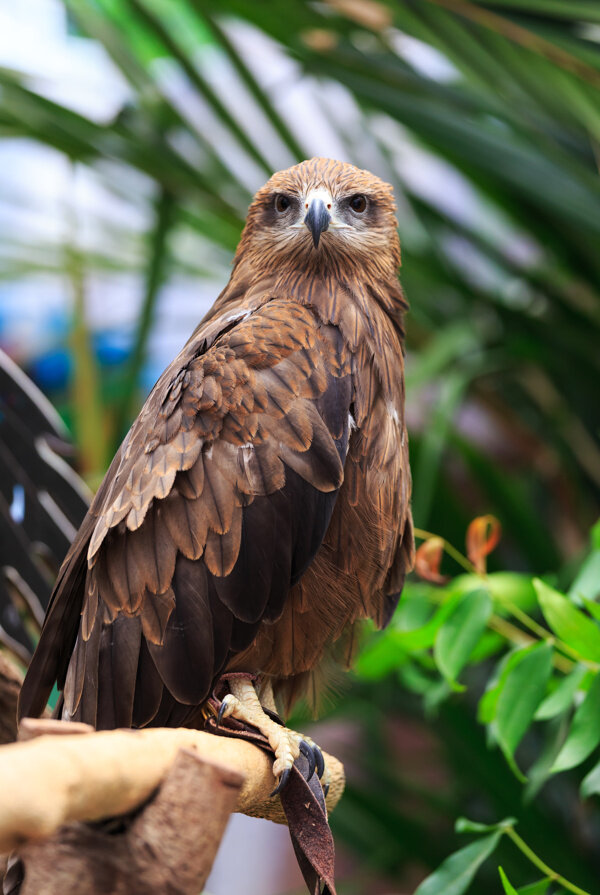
[261,192,299,226]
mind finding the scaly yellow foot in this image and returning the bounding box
[217,677,327,795]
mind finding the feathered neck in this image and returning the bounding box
[209,250,407,341]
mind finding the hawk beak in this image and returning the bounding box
[304,198,331,248]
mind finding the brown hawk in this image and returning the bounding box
[19,158,413,791]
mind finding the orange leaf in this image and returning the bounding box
[466,515,502,574]
[415,537,449,585]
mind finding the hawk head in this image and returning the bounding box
[236,158,401,276]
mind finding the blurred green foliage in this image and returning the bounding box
[1,0,598,565]
[347,519,600,893]
[2,1,600,892]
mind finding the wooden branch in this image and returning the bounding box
[13,748,243,895]
[0,718,344,853]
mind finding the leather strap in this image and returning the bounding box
[204,710,337,895]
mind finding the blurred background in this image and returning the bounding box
[0,1,599,892]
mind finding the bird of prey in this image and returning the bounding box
[19,158,414,791]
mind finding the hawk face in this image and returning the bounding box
[238,157,401,276]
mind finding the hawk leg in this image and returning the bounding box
[217,677,328,795]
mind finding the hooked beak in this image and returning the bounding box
[304,198,331,249]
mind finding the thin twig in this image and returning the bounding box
[115,187,175,440]
[503,824,591,895]
[413,527,577,674]
[413,527,478,575]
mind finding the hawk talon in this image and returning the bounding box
[270,767,291,797]
[299,739,316,781]
[216,679,333,796]
[312,742,325,779]
[216,692,237,728]
[296,734,325,780]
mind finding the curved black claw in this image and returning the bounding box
[312,743,325,780]
[299,739,316,781]
[270,767,291,797]
[216,700,227,728]
[323,782,330,799]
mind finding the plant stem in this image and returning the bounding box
[487,615,533,648]
[501,599,600,670]
[503,825,591,895]
[413,527,478,575]
[413,527,590,673]
[486,616,573,673]
[115,187,175,441]
[65,168,109,484]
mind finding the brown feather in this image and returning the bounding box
[204,507,242,577]
[140,587,176,646]
[162,491,205,561]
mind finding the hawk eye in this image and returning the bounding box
[350,194,367,213]
[275,194,291,213]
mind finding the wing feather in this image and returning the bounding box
[131,637,163,727]
[19,301,352,726]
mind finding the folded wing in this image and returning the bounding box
[18,301,352,728]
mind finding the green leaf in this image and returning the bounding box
[534,578,600,662]
[495,642,553,778]
[583,598,600,622]
[469,630,505,664]
[356,584,443,679]
[486,572,539,613]
[456,817,515,835]
[526,713,571,801]
[499,866,518,895]
[424,678,453,716]
[393,589,435,631]
[413,831,502,895]
[581,759,600,798]
[534,666,587,720]
[198,11,306,161]
[569,551,600,604]
[518,881,551,895]
[479,645,540,725]
[551,673,600,772]
[434,588,492,688]
[355,633,408,680]
[398,663,438,695]
[356,588,468,680]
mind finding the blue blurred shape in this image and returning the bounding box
[94,330,130,368]
[29,348,71,391]
[10,484,25,524]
